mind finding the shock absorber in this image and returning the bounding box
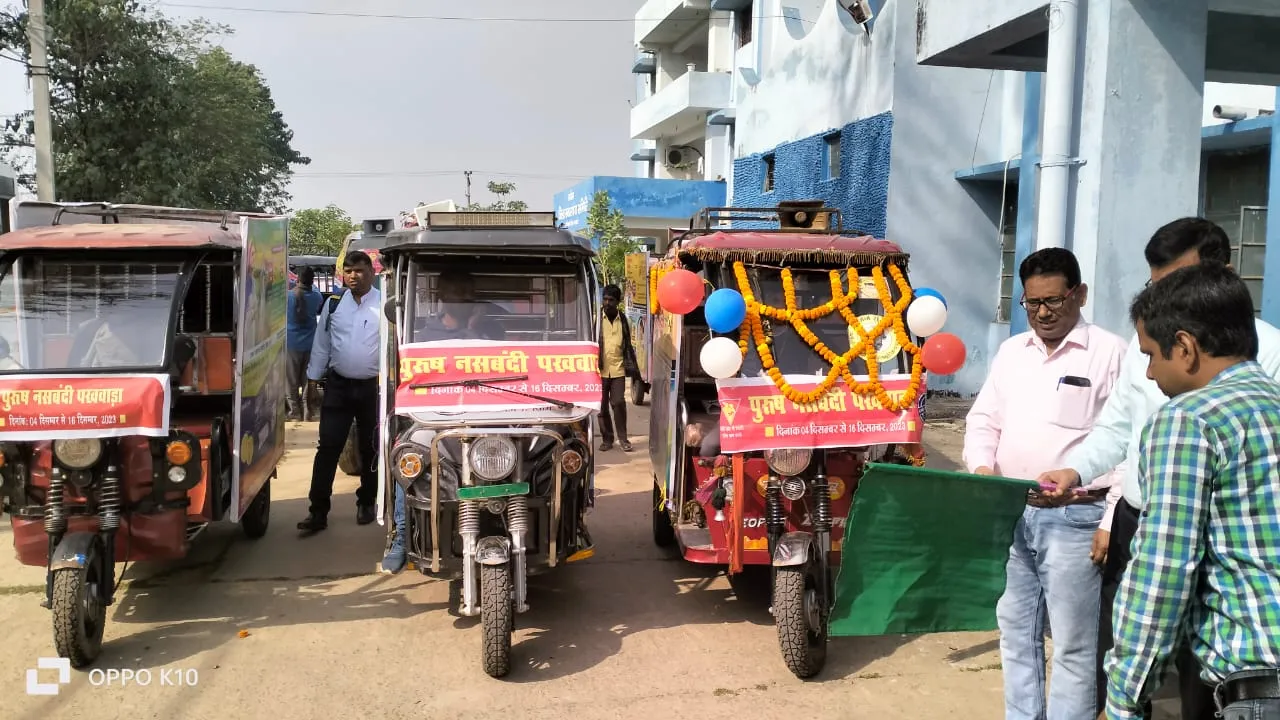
[507,496,530,613]
[458,500,480,617]
[765,476,786,537]
[99,463,122,604]
[811,463,832,536]
[44,468,67,535]
[99,464,121,532]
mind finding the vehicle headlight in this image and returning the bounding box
[53,439,103,470]
[561,449,584,475]
[469,437,516,482]
[167,466,187,484]
[397,451,424,480]
[765,448,812,477]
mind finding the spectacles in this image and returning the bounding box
[1019,287,1077,312]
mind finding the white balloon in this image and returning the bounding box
[700,336,744,379]
[906,295,948,336]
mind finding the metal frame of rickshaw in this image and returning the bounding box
[0,202,282,668]
[650,203,917,679]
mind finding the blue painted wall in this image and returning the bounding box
[730,112,893,236]
[553,176,727,235]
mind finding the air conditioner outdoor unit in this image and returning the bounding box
[665,146,697,168]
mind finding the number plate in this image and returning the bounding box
[456,482,530,500]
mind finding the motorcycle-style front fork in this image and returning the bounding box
[458,497,531,617]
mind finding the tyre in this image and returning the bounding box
[773,559,828,679]
[51,541,107,668]
[630,379,647,406]
[241,478,271,539]
[652,481,675,548]
[480,562,514,678]
[338,425,361,476]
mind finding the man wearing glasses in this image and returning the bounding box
[1038,218,1280,719]
[964,248,1128,720]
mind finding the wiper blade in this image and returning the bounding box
[409,374,574,410]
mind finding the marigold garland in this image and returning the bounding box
[732,261,924,412]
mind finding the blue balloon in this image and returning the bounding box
[914,287,947,308]
[705,288,747,333]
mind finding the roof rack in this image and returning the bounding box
[49,203,261,230]
[689,201,846,234]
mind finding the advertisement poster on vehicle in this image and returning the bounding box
[395,340,603,413]
[715,374,924,453]
[0,373,170,440]
[231,216,289,520]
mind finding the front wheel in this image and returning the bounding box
[773,560,828,679]
[51,541,107,668]
[630,379,647,406]
[480,562,514,678]
[241,478,271,539]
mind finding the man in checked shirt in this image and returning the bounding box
[1103,263,1280,719]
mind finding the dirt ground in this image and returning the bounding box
[0,404,1179,719]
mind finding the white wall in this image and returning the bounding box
[734,0,894,157]
[1202,82,1276,124]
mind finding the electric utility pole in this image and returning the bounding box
[464,170,472,206]
[28,0,56,201]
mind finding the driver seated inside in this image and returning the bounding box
[415,271,504,341]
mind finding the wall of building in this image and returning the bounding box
[884,0,1006,394]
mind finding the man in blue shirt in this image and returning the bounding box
[286,268,324,421]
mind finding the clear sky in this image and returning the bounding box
[0,0,646,221]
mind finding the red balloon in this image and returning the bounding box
[921,332,966,375]
[657,268,704,315]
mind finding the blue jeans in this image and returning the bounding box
[998,502,1104,720]
[381,484,407,571]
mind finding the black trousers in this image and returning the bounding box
[1097,498,1217,719]
[307,373,378,517]
[598,376,628,443]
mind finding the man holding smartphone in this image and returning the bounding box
[964,248,1127,719]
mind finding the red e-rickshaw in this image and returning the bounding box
[648,202,927,678]
[0,201,288,667]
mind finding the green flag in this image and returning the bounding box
[829,462,1037,637]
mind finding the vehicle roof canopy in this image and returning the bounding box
[0,201,275,252]
[670,230,909,269]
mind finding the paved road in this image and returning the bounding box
[2,409,1169,719]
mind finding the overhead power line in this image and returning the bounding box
[157,3,813,25]
[291,170,590,181]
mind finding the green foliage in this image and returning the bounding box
[586,190,639,286]
[289,204,357,257]
[464,180,528,212]
[0,0,309,212]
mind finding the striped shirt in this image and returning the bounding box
[1104,360,1280,718]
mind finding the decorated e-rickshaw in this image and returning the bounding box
[648,201,958,678]
[377,209,600,678]
[0,201,289,667]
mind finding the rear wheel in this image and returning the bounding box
[51,540,107,668]
[652,481,675,548]
[773,558,828,679]
[241,478,271,539]
[480,562,514,678]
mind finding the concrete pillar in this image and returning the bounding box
[1258,86,1280,326]
[1069,0,1208,333]
[708,11,733,73]
[704,124,731,182]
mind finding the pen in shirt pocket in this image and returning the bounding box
[1057,375,1091,390]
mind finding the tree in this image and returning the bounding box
[0,0,310,212]
[289,204,357,256]
[464,180,528,212]
[586,190,640,286]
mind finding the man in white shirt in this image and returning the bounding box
[1038,217,1280,720]
[297,250,383,535]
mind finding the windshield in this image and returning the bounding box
[735,266,910,377]
[408,260,589,344]
[0,256,182,373]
